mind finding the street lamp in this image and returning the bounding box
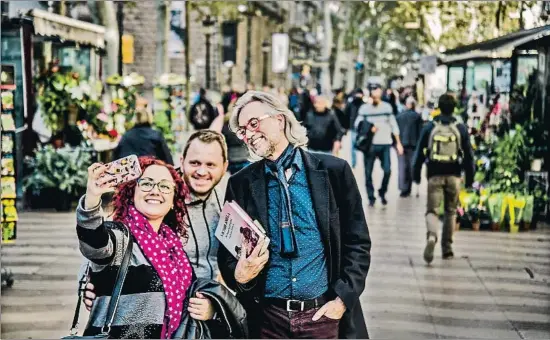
[238,4,253,84]
[202,15,216,90]
[261,40,271,86]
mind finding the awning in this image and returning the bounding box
[442,25,550,64]
[28,9,105,49]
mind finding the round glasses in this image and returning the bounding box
[137,178,176,194]
[236,114,270,140]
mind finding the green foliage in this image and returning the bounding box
[153,111,175,148]
[490,125,526,193]
[341,1,538,76]
[23,144,92,197]
[190,1,246,20]
[35,71,79,133]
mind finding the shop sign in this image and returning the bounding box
[272,33,289,73]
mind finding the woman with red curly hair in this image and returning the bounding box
[76,157,214,338]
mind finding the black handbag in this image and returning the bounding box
[355,117,375,153]
[62,224,133,339]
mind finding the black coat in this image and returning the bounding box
[114,124,174,165]
[217,149,371,339]
[173,279,248,339]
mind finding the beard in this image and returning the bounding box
[250,136,277,159]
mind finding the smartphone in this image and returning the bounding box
[101,155,142,185]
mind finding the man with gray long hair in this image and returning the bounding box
[217,90,371,339]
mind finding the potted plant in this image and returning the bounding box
[487,193,505,231]
[23,144,92,211]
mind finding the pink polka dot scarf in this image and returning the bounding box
[124,205,193,339]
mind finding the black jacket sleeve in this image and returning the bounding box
[156,133,174,165]
[412,123,432,183]
[217,178,259,294]
[459,124,475,188]
[331,113,345,142]
[217,178,239,291]
[331,161,371,310]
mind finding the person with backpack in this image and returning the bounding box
[412,94,475,264]
[189,88,218,130]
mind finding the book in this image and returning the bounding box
[215,201,269,259]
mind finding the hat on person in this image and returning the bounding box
[367,77,384,91]
[353,88,364,95]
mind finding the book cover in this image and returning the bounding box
[215,201,268,259]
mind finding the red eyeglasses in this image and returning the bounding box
[236,114,270,141]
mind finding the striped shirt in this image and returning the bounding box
[76,196,194,339]
[354,101,400,145]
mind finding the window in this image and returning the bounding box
[516,55,538,87]
[448,66,464,92]
[54,46,91,79]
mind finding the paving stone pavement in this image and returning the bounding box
[1,133,549,339]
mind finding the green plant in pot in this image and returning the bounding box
[23,144,92,211]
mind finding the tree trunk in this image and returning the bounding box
[320,0,332,96]
[96,1,119,77]
[156,0,170,76]
[331,29,346,89]
[184,0,191,131]
[346,51,356,93]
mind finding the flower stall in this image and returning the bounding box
[456,120,549,233]
[153,73,187,154]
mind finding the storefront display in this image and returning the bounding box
[1,66,18,243]
[455,121,549,233]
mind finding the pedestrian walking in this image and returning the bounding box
[332,95,349,133]
[76,157,216,338]
[345,88,366,168]
[218,90,371,339]
[113,109,174,165]
[396,96,423,197]
[189,88,219,130]
[83,131,230,302]
[303,96,344,155]
[412,94,475,264]
[355,81,404,206]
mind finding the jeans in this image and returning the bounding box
[260,303,340,339]
[228,160,251,175]
[350,129,357,168]
[398,147,415,194]
[426,176,460,254]
[363,144,392,202]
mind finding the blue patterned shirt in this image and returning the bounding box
[264,149,329,299]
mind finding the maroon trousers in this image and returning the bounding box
[259,304,340,339]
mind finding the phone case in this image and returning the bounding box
[102,155,142,185]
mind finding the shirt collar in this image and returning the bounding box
[264,145,303,174]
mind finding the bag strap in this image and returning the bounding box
[102,224,133,333]
[68,262,91,335]
[67,223,133,336]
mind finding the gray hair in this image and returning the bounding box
[229,91,309,151]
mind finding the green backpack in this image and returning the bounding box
[427,121,461,163]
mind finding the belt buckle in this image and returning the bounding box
[286,299,304,312]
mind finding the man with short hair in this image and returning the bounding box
[218,90,371,339]
[355,80,404,206]
[412,94,475,264]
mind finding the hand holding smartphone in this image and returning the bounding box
[85,155,142,209]
[100,155,142,186]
